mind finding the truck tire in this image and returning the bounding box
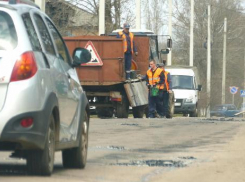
[116,95,129,118]
[166,92,175,118]
[132,106,145,118]
[62,111,89,168]
[27,115,55,176]
[96,107,114,118]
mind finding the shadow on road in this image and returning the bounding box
[0,164,66,176]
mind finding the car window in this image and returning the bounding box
[45,18,70,65]
[193,77,197,89]
[0,11,17,50]
[33,14,55,55]
[22,13,42,51]
[228,105,236,110]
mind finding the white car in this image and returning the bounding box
[0,0,91,175]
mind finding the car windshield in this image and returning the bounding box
[0,11,17,50]
[172,75,194,89]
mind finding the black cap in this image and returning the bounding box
[157,63,165,67]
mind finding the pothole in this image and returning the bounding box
[178,156,196,160]
[0,165,27,175]
[107,146,126,150]
[110,160,186,167]
[121,123,139,127]
[91,146,127,151]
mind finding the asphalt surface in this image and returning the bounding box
[0,117,244,182]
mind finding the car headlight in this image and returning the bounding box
[185,98,193,103]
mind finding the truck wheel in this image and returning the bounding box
[166,92,175,118]
[27,115,55,176]
[132,106,145,118]
[96,107,114,118]
[116,95,129,118]
[62,111,89,168]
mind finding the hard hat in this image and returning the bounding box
[123,23,130,28]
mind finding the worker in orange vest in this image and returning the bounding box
[117,23,138,79]
[158,63,173,118]
[146,60,165,118]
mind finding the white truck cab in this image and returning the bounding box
[165,66,202,117]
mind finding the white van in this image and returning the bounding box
[165,66,202,117]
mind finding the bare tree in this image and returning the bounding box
[172,0,245,108]
[143,0,167,34]
[46,0,136,35]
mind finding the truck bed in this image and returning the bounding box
[64,36,150,86]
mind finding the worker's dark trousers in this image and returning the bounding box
[162,91,169,117]
[148,92,164,118]
[124,53,132,79]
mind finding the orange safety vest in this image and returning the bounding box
[158,69,169,91]
[164,71,170,91]
[118,31,134,54]
[147,68,164,89]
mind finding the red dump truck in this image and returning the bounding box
[64,30,172,118]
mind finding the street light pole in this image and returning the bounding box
[243,48,245,106]
[35,0,45,12]
[99,0,105,35]
[222,17,227,104]
[189,0,194,67]
[167,0,172,66]
[207,5,211,117]
[136,0,141,29]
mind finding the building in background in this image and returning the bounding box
[45,0,98,36]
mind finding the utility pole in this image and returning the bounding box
[222,18,227,104]
[189,0,194,67]
[35,0,45,12]
[136,0,141,29]
[243,48,245,117]
[167,0,172,66]
[99,0,105,35]
[207,5,211,117]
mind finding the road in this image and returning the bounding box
[1,117,245,182]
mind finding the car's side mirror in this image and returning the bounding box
[160,49,169,54]
[72,48,91,67]
[198,85,202,91]
[167,38,172,48]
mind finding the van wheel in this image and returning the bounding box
[133,106,145,118]
[166,92,175,118]
[62,111,89,168]
[190,107,198,117]
[27,116,55,176]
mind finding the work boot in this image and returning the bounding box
[126,71,131,80]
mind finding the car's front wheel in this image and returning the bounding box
[62,111,89,168]
[27,115,55,176]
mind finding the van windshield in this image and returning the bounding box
[172,75,194,90]
[0,11,17,50]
